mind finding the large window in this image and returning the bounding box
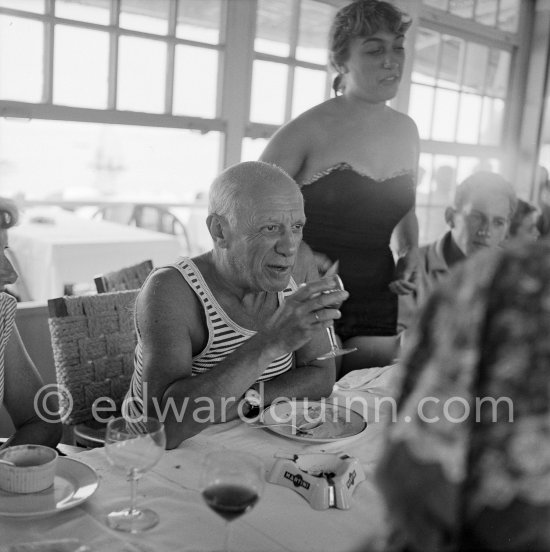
[423,0,520,32]
[0,119,221,202]
[246,0,335,140]
[0,0,537,248]
[0,0,225,201]
[410,32,510,146]
[411,0,523,243]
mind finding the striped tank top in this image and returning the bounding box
[0,292,17,406]
[125,258,296,416]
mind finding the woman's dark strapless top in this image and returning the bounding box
[301,163,415,337]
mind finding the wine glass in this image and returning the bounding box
[201,451,264,552]
[317,274,357,360]
[104,416,166,533]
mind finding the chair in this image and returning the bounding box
[47,290,139,447]
[94,259,154,293]
[94,203,192,255]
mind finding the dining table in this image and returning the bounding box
[8,207,183,302]
[0,366,400,552]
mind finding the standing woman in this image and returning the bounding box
[260,0,419,372]
[0,198,61,449]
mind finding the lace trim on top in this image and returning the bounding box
[300,162,414,187]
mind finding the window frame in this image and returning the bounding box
[393,0,533,243]
[0,0,540,205]
[246,0,334,141]
[401,2,529,169]
[0,0,227,148]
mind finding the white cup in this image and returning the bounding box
[0,445,58,494]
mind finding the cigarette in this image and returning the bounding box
[324,260,339,277]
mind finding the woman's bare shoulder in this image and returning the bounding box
[275,99,337,137]
[388,108,419,138]
[260,100,337,174]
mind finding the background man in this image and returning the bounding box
[399,171,517,333]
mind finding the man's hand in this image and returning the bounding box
[261,276,348,357]
[389,250,418,295]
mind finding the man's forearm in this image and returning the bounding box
[155,359,333,449]
[153,333,292,448]
[257,363,334,408]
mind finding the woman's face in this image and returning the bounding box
[515,212,540,242]
[0,229,18,290]
[341,29,405,103]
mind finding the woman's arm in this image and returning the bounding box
[389,116,420,295]
[1,325,62,449]
[389,207,420,295]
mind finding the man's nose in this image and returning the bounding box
[477,220,491,236]
[276,229,299,256]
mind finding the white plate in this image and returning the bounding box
[0,457,99,518]
[261,400,367,443]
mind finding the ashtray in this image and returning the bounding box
[267,452,365,510]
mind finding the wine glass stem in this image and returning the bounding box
[128,470,139,515]
[224,521,232,552]
[326,326,338,351]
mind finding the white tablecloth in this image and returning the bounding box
[0,366,400,552]
[9,208,182,302]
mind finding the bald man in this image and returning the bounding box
[125,161,348,448]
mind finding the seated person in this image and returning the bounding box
[399,171,517,332]
[509,198,539,242]
[377,240,550,551]
[0,198,62,449]
[125,161,348,449]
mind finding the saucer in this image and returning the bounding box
[0,457,99,518]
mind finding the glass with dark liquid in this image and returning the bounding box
[201,451,264,551]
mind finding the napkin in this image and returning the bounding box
[0,540,91,552]
[333,364,398,391]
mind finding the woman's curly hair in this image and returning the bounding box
[329,0,411,94]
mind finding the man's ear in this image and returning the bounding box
[445,206,456,228]
[207,214,228,248]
